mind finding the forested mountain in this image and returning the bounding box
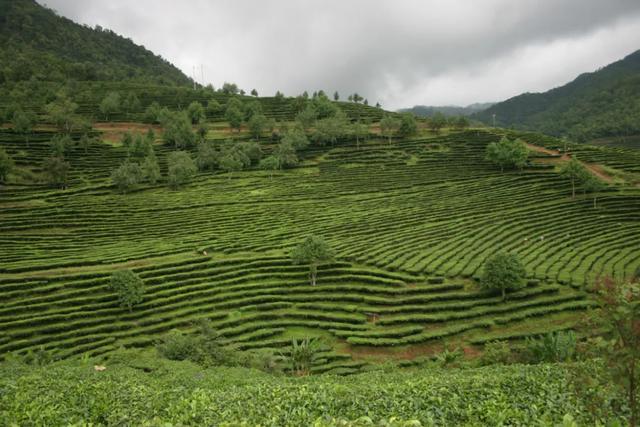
[0,0,191,86]
[400,103,494,117]
[474,49,640,142]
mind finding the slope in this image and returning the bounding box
[474,49,640,142]
[0,0,190,86]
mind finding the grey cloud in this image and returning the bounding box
[41,0,640,109]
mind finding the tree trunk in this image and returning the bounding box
[501,287,506,302]
[593,196,597,209]
[310,265,317,286]
[571,178,575,199]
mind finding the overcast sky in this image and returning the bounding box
[42,0,640,110]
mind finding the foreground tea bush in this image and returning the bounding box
[0,357,626,426]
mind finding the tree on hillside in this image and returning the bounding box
[162,111,195,149]
[397,113,418,138]
[110,269,145,312]
[559,157,588,199]
[111,160,143,194]
[99,92,121,121]
[428,112,447,134]
[49,134,72,157]
[582,174,606,208]
[206,99,222,116]
[296,104,318,131]
[485,136,528,172]
[274,141,298,168]
[591,277,640,427]
[12,110,36,147]
[259,155,280,179]
[290,235,333,286]
[218,151,244,180]
[313,110,349,147]
[196,140,219,172]
[42,156,70,189]
[312,95,338,119]
[248,113,269,140]
[122,93,141,118]
[45,95,79,133]
[221,82,239,95]
[352,121,369,150]
[167,151,197,188]
[187,101,206,125]
[333,91,339,101]
[251,88,258,97]
[380,114,401,145]
[0,147,14,183]
[225,104,244,133]
[142,153,161,185]
[480,252,526,301]
[78,133,97,154]
[454,116,470,130]
[236,141,263,165]
[143,101,163,124]
[282,127,309,151]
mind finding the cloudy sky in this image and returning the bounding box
[42,0,640,110]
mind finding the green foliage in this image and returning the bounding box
[12,110,36,145]
[0,147,14,183]
[236,141,263,165]
[196,140,219,172]
[525,331,577,363]
[397,113,418,138]
[273,140,298,168]
[485,137,529,172]
[592,277,640,426]
[109,269,145,312]
[162,111,195,149]
[187,101,206,124]
[282,127,310,151]
[247,113,270,140]
[45,94,79,133]
[259,155,280,178]
[290,235,333,286]
[428,112,447,133]
[144,101,163,124]
[49,133,72,157]
[142,153,161,185]
[111,160,144,193]
[285,337,322,375]
[167,151,197,188]
[480,252,526,301]
[480,340,512,366]
[313,110,349,146]
[297,104,319,130]
[99,92,121,120]
[559,157,591,199]
[41,156,70,188]
[380,114,401,144]
[206,99,222,115]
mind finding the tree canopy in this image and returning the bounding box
[480,252,526,301]
[290,235,333,286]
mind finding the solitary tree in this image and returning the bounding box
[582,174,606,208]
[296,104,318,131]
[111,160,144,193]
[219,152,244,179]
[559,156,588,199]
[274,141,299,168]
[282,128,309,151]
[248,113,269,140]
[196,141,219,172]
[0,147,14,183]
[225,105,244,133]
[380,114,401,145]
[12,110,36,147]
[110,269,145,312]
[290,235,333,286]
[485,136,528,172]
[428,112,447,134]
[333,91,340,101]
[99,92,121,121]
[352,121,369,149]
[251,88,258,97]
[480,252,526,301]
[45,95,79,133]
[167,151,197,188]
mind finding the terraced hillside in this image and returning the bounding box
[1,129,639,371]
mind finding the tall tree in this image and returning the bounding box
[45,95,79,133]
[111,160,143,194]
[187,101,206,124]
[167,151,197,188]
[99,92,121,121]
[397,113,418,138]
[12,110,36,147]
[42,156,70,189]
[110,270,145,312]
[559,156,588,199]
[380,114,401,145]
[290,235,333,286]
[485,137,529,173]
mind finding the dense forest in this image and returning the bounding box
[475,49,640,142]
[0,0,191,86]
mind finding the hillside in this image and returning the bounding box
[400,103,494,117]
[0,0,190,86]
[474,49,640,142]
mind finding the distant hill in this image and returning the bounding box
[0,0,191,86]
[400,102,494,117]
[474,49,640,142]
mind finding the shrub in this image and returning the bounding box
[109,269,145,312]
[111,161,143,193]
[480,252,526,301]
[525,330,576,363]
[480,340,512,366]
